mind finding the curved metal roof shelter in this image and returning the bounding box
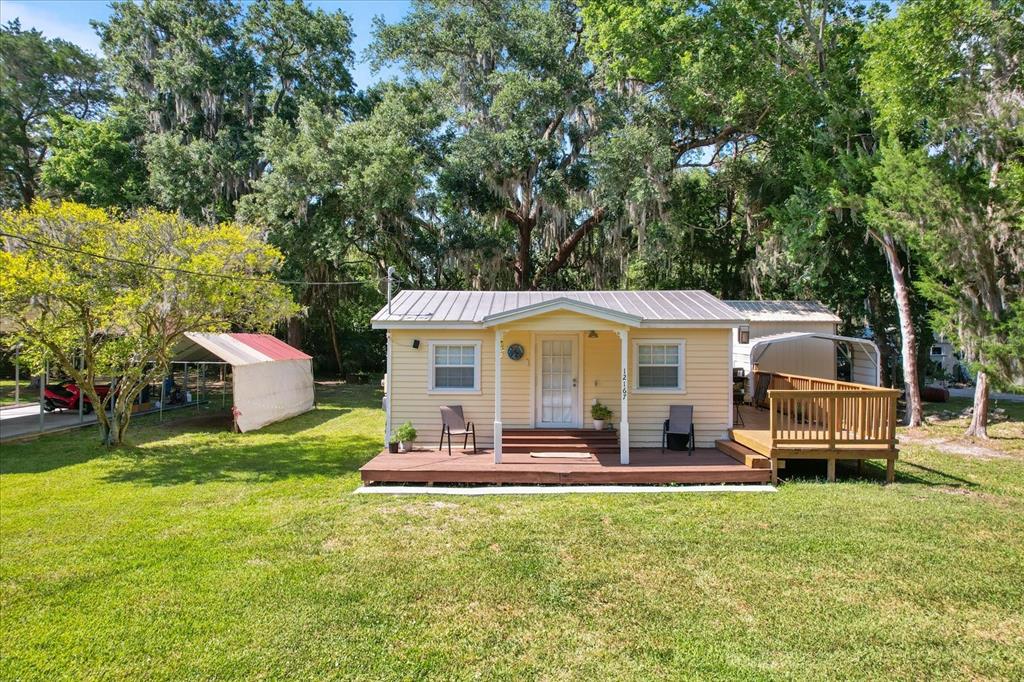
[748,332,881,386]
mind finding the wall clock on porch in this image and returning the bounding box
[507,343,525,361]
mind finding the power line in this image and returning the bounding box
[0,230,387,288]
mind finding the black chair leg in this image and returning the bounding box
[447,432,452,457]
[472,428,477,454]
[439,426,445,452]
[464,431,468,449]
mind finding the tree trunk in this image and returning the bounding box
[878,230,922,426]
[287,316,303,350]
[532,208,606,289]
[514,222,531,290]
[965,369,989,438]
[327,308,343,377]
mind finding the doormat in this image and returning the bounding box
[529,451,592,459]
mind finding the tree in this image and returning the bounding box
[0,20,111,207]
[373,0,607,289]
[864,0,1024,436]
[40,113,148,208]
[0,201,296,445]
[96,0,355,220]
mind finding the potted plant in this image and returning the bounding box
[591,401,612,430]
[394,421,417,452]
[388,434,400,453]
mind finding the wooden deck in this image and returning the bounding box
[732,404,898,482]
[360,447,771,485]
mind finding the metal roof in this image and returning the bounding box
[724,300,841,323]
[372,290,745,328]
[173,333,311,366]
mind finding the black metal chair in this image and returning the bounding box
[662,405,695,455]
[439,405,477,456]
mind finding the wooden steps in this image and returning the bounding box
[502,429,619,455]
[715,439,777,470]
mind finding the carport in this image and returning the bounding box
[171,333,315,432]
[742,332,882,386]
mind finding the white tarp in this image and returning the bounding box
[232,358,314,433]
[172,332,315,433]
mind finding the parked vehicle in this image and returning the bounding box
[43,381,113,413]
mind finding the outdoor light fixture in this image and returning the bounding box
[587,330,598,338]
[738,325,750,344]
[412,339,420,349]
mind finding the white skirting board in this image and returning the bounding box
[353,484,776,496]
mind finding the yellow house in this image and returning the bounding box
[372,290,744,465]
[366,290,900,486]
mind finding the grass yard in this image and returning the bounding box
[0,378,32,406]
[2,385,1022,680]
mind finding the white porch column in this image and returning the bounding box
[384,331,393,446]
[617,328,629,464]
[493,329,504,464]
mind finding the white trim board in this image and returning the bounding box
[353,485,777,496]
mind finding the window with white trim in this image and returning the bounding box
[429,342,480,392]
[635,341,685,391]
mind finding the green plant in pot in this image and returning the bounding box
[388,432,400,453]
[591,401,612,430]
[394,421,417,452]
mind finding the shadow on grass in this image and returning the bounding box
[1,384,384,479]
[100,404,381,486]
[101,433,379,486]
[779,457,979,488]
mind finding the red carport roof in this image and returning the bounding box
[228,333,312,361]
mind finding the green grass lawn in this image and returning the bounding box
[2,385,1022,680]
[0,378,32,406]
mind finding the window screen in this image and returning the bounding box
[637,343,681,389]
[433,344,477,389]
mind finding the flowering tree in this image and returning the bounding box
[0,201,296,444]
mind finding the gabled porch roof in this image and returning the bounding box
[372,290,745,329]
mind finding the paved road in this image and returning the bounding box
[1,401,205,441]
[946,387,1024,403]
[0,402,103,440]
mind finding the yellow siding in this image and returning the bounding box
[388,321,732,450]
[390,329,497,447]
[582,332,619,423]
[502,309,620,331]
[627,328,731,448]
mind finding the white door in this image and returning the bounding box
[537,336,579,428]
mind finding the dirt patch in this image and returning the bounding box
[900,433,1012,460]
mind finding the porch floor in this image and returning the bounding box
[360,447,771,486]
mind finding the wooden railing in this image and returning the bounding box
[756,371,900,450]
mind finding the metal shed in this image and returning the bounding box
[743,331,882,387]
[172,333,315,432]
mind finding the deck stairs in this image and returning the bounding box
[502,429,619,457]
[715,439,777,470]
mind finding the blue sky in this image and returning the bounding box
[0,0,412,89]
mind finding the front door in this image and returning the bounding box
[537,336,579,428]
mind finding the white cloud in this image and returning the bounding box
[1,1,107,54]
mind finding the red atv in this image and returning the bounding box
[43,381,112,414]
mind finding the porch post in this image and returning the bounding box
[494,329,503,464]
[617,328,629,465]
[384,331,393,447]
